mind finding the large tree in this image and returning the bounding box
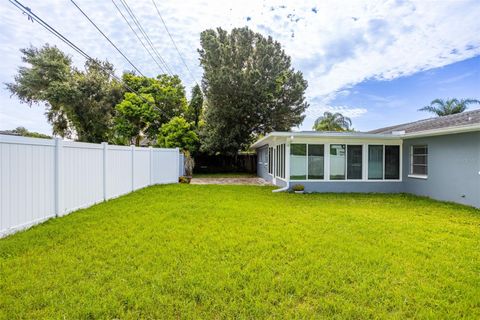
[6,44,124,142]
[313,112,352,132]
[198,27,308,155]
[419,98,480,116]
[186,84,203,128]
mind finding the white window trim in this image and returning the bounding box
[409,145,428,179]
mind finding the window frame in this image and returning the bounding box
[409,145,428,179]
[366,144,402,181]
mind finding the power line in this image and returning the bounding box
[8,0,170,120]
[69,0,145,76]
[151,0,201,91]
[111,0,166,74]
[118,0,173,76]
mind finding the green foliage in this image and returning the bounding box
[3,127,52,139]
[156,117,199,152]
[198,27,308,155]
[1,185,479,318]
[291,184,304,191]
[186,84,203,127]
[313,111,352,131]
[6,45,125,142]
[114,93,156,146]
[419,98,480,116]
[122,73,188,125]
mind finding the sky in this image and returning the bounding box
[0,0,479,135]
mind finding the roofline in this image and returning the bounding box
[402,123,480,139]
[251,123,480,149]
[250,131,402,149]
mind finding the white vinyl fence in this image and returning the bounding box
[0,134,181,237]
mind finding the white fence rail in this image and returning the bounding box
[0,135,180,237]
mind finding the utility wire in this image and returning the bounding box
[69,0,145,76]
[111,0,166,74]
[118,0,173,76]
[8,0,170,120]
[151,0,202,91]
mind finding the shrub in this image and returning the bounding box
[292,184,304,192]
[179,176,191,184]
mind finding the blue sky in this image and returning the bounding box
[326,56,480,131]
[0,0,479,134]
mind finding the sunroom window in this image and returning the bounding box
[290,144,307,180]
[347,145,363,180]
[330,144,346,180]
[308,144,324,179]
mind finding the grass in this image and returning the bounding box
[193,172,256,178]
[1,185,479,319]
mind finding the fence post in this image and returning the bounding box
[149,146,153,186]
[102,142,108,201]
[176,148,180,181]
[54,137,62,217]
[131,145,135,191]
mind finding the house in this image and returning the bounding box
[251,109,480,208]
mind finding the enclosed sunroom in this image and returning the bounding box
[252,132,403,193]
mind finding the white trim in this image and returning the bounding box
[408,174,428,179]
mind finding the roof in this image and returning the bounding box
[368,108,480,134]
[251,109,480,149]
[250,131,401,149]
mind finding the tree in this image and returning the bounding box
[113,93,156,146]
[186,84,203,127]
[198,27,308,155]
[122,73,188,126]
[6,44,125,142]
[156,117,199,153]
[6,45,73,137]
[2,127,51,139]
[419,98,480,116]
[313,111,352,132]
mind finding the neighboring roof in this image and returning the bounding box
[368,108,480,134]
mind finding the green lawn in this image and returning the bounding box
[1,185,479,319]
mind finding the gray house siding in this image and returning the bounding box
[402,132,480,208]
[298,182,403,193]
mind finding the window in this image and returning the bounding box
[347,145,363,179]
[385,145,400,179]
[308,144,324,179]
[330,144,346,180]
[275,144,285,179]
[290,144,307,180]
[268,147,273,175]
[411,145,428,176]
[368,145,384,180]
[368,145,401,180]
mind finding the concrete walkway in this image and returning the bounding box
[190,177,271,185]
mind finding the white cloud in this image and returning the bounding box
[0,0,479,133]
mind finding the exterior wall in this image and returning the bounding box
[256,146,271,181]
[402,132,480,208]
[299,181,403,193]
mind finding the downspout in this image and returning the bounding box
[272,181,289,193]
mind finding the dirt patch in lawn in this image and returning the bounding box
[190,177,271,185]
